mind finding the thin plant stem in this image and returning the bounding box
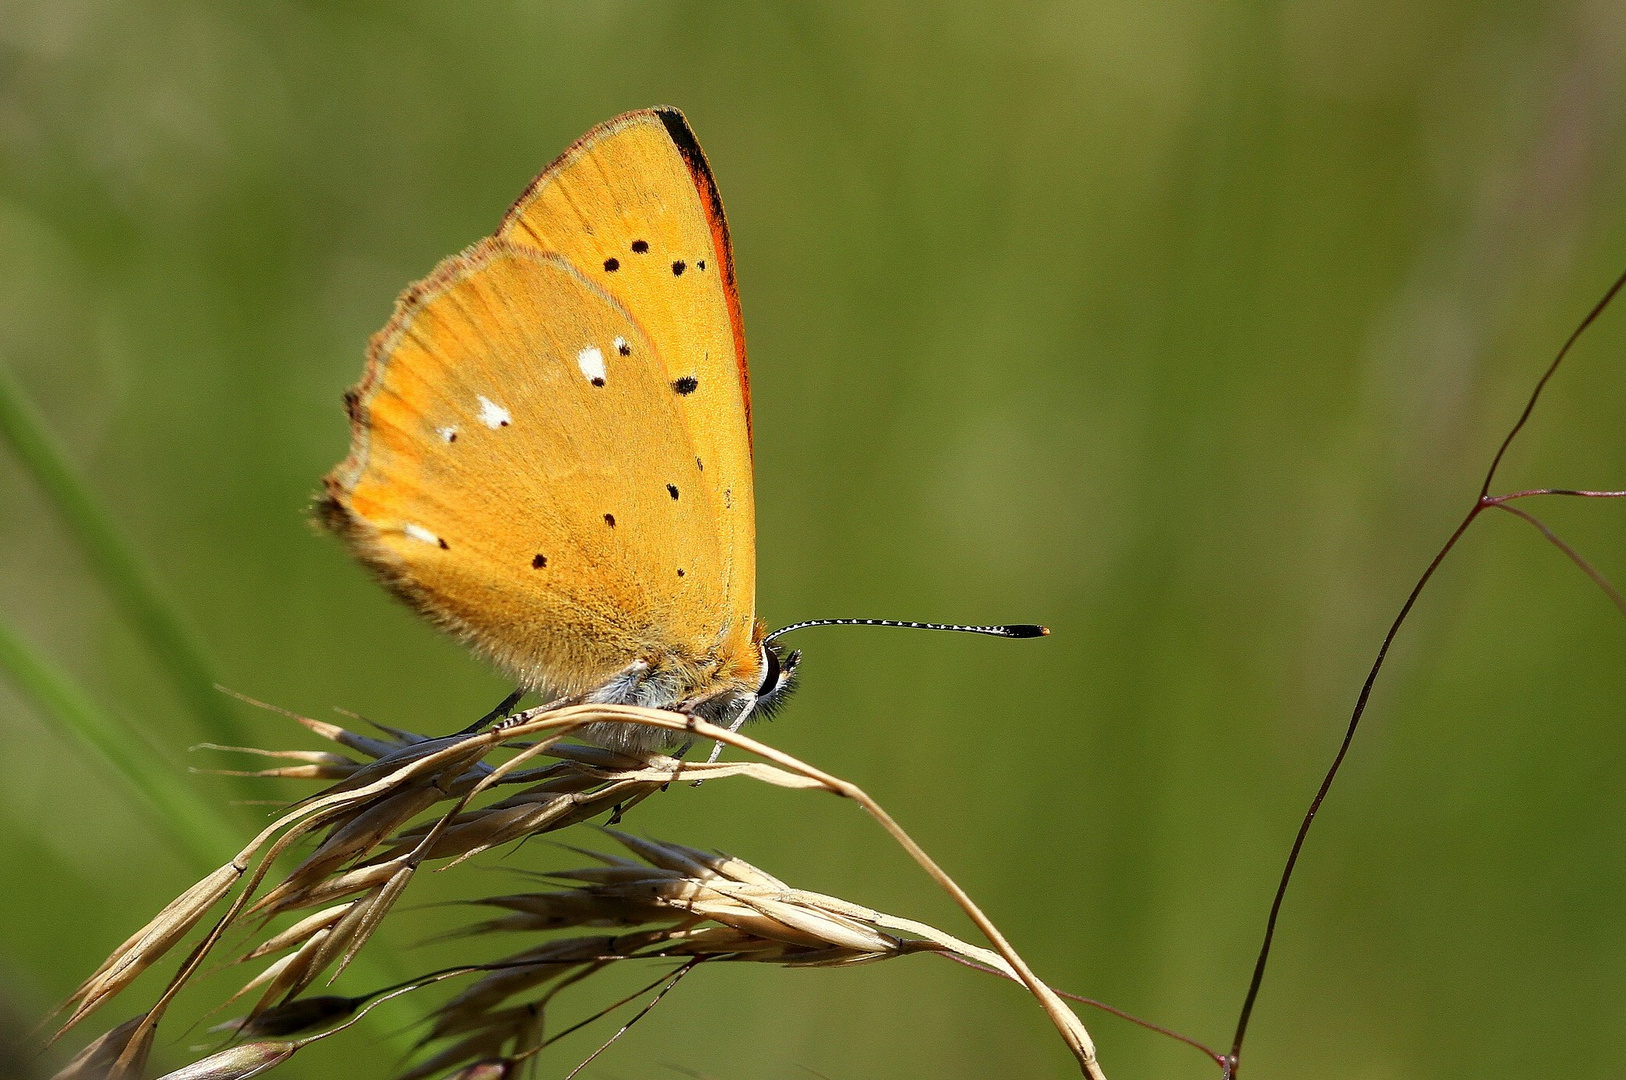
[1225,507,1478,1076]
[1226,262,1626,1077]
[561,960,699,1080]
[1491,503,1626,617]
[1482,487,1626,503]
[185,971,472,1079]
[1476,269,1626,502]
[0,362,250,748]
[938,952,1226,1068]
[530,966,690,1056]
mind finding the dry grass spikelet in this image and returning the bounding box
[48,698,1106,1080]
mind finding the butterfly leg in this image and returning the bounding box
[456,686,527,736]
[702,698,760,765]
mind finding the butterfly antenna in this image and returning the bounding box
[764,619,1048,643]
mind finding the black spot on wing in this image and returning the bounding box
[673,376,698,395]
[604,513,615,527]
[617,341,631,356]
[531,554,547,569]
[672,260,686,276]
[590,377,605,387]
[654,107,735,289]
[667,484,679,500]
[697,259,706,270]
[631,239,649,253]
[603,257,620,272]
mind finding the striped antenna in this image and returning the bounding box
[764,618,1048,643]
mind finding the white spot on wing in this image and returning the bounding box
[404,523,440,546]
[577,346,606,383]
[477,396,511,428]
[437,426,457,443]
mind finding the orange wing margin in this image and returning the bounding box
[492,107,759,678]
[650,106,753,448]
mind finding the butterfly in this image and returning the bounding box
[319,106,1042,753]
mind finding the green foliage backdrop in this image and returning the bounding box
[2,2,1625,1077]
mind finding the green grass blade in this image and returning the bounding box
[0,616,417,1051]
[0,615,234,868]
[0,368,417,1049]
[0,363,250,746]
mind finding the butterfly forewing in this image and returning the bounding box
[497,108,756,654]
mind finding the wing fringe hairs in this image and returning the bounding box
[48,699,1108,1080]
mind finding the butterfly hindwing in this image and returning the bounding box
[324,108,761,702]
[323,239,740,695]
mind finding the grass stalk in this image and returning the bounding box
[0,614,419,1057]
[0,363,249,746]
[488,705,1109,1077]
[0,366,418,1055]
[0,614,233,869]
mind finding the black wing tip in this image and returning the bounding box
[1002,624,1050,638]
[653,106,699,152]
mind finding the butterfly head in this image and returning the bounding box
[750,637,801,720]
[689,618,1042,763]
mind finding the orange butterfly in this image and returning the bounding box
[320,107,1041,753]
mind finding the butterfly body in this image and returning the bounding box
[321,108,794,749]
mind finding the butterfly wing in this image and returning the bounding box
[498,107,756,642]
[322,109,758,699]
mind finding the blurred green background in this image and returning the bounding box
[4,1,1626,1077]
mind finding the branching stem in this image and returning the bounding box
[1225,263,1626,1077]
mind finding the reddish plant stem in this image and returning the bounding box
[1492,502,1626,617]
[1483,487,1626,503]
[1225,263,1626,1079]
[940,953,1227,1068]
[561,960,699,1079]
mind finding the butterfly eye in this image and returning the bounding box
[754,645,799,719]
[755,644,800,698]
[754,644,779,698]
